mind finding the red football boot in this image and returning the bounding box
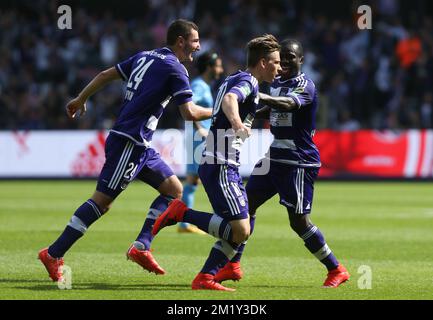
[38,248,64,282]
[214,262,243,283]
[126,245,166,275]
[322,264,350,288]
[152,199,188,236]
[191,273,235,292]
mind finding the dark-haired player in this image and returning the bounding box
[152,35,281,291]
[215,39,350,288]
[179,52,224,234]
[38,19,213,282]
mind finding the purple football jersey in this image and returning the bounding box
[266,73,321,167]
[203,71,259,166]
[112,47,192,146]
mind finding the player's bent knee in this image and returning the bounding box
[229,219,250,244]
[158,176,183,199]
[288,213,312,235]
[95,202,111,214]
[232,232,249,245]
[91,191,114,214]
[231,226,250,245]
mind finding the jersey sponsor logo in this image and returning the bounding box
[270,111,293,127]
[271,86,290,97]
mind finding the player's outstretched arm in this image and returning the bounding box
[255,105,271,119]
[66,67,121,119]
[258,92,299,112]
[222,93,251,137]
[178,101,213,121]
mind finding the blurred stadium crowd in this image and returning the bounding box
[1,0,432,131]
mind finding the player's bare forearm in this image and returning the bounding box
[258,92,299,111]
[194,121,208,138]
[179,102,212,121]
[66,67,121,119]
[191,105,213,121]
[77,67,121,102]
[255,105,271,119]
[222,93,243,130]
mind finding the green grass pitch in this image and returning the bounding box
[0,180,432,300]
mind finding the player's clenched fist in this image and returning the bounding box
[66,97,87,119]
[233,123,251,141]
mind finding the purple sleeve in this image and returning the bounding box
[115,54,137,81]
[286,80,315,108]
[169,64,193,106]
[228,80,255,103]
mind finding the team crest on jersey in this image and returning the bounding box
[120,178,131,190]
[239,196,246,207]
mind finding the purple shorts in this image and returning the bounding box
[246,159,319,215]
[198,163,249,220]
[97,133,174,199]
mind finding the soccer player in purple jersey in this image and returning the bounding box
[152,35,281,291]
[179,52,224,234]
[215,39,350,288]
[38,20,214,283]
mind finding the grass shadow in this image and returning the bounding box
[244,284,317,290]
[11,281,191,292]
[2,278,317,291]
[0,278,50,284]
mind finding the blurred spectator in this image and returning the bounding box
[0,0,432,131]
[396,30,422,68]
[338,109,361,131]
[420,93,432,128]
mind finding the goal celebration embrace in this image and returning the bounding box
[2,0,432,303]
[38,19,350,292]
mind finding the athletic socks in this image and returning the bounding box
[183,209,232,241]
[201,240,239,275]
[300,225,339,270]
[135,195,172,250]
[182,209,240,274]
[49,195,173,258]
[230,214,256,263]
[227,219,339,271]
[48,199,103,258]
